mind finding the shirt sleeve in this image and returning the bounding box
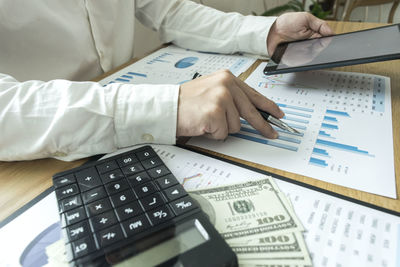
[135,0,277,56]
[0,73,179,161]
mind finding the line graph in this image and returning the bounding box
[182,173,203,186]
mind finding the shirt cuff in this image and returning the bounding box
[236,15,277,56]
[114,83,179,147]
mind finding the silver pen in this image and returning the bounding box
[256,108,300,134]
[192,72,299,134]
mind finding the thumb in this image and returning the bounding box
[308,14,334,36]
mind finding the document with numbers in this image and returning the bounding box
[99,45,256,85]
[187,62,396,198]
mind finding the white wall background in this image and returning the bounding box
[133,0,400,58]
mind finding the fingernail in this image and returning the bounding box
[272,130,279,139]
[279,110,285,118]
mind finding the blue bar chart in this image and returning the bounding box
[188,62,396,198]
[231,103,313,153]
[309,109,374,169]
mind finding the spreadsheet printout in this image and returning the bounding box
[187,62,396,198]
[98,45,256,85]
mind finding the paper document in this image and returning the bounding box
[187,63,396,198]
[99,45,256,86]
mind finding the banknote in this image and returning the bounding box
[230,231,312,266]
[189,177,304,240]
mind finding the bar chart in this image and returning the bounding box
[188,62,396,198]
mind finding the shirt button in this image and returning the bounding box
[53,151,68,157]
[141,134,154,142]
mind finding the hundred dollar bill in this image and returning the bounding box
[230,232,312,266]
[188,177,304,240]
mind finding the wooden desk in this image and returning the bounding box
[0,21,398,223]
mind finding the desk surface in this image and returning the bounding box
[0,21,398,223]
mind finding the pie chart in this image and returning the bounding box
[175,57,199,68]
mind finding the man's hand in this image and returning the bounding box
[267,12,334,56]
[177,69,284,140]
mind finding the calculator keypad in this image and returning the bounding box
[53,146,198,264]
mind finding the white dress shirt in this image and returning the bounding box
[0,0,276,161]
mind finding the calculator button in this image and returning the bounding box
[105,180,130,196]
[115,201,143,221]
[89,210,118,232]
[117,154,139,167]
[100,169,124,184]
[134,182,157,198]
[135,149,157,161]
[97,224,125,248]
[110,190,135,208]
[54,174,76,188]
[59,195,82,213]
[66,220,90,242]
[56,184,79,200]
[96,160,119,174]
[62,206,87,227]
[163,184,187,201]
[127,171,151,187]
[141,156,163,169]
[147,205,174,225]
[82,186,107,204]
[71,236,97,259]
[75,167,102,192]
[169,196,198,216]
[140,192,165,211]
[147,165,171,179]
[122,214,151,237]
[86,198,113,217]
[156,174,179,189]
[121,163,145,176]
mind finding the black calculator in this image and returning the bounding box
[52,145,237,267]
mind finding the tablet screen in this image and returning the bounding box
[265,24,400,74]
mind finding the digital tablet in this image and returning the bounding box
[263,24,400,75]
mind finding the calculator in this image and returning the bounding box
[52,145,237,267]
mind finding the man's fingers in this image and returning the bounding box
[242,106,278,139]
[233,77,284,119]
[308,13,334,36]
[225,104,241,133]
[319,21,334,36]
[227,82,278,139]
[206,110,229,140]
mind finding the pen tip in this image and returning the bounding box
[291,128,301,134]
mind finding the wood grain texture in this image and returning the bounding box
[0,21,398,223]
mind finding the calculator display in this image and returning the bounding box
[114,219,209,267]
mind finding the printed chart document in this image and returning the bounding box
[188,62,396,198]
[1,145,398,267]
[99,45,256,85]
